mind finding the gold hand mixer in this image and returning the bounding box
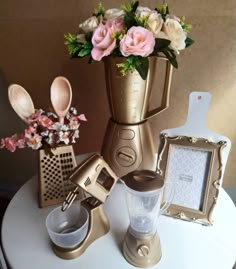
[52,153,118,259]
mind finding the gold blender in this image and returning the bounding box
[46,153,118,259]
[101,56,173,177]
[121,170,174,268]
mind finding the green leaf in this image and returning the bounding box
[85,32,93,42]
[78,48,91,57]
[131,1,139,12]
[185,37,194,48]
[64,33,81,57]
[93,2,105,17]
[122,1,139,12]
[88,56,93,64]
[124,12,138,29]
[161,49,178,68]
[153,38,171,53]
[135,57,149,80]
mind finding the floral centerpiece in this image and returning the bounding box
[65,1,194,80]
[0,107,87,153]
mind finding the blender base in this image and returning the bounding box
[123,229,162,268]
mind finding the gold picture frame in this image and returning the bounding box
[156,133,227,225]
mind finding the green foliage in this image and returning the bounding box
[117,55,149,80]
[78,43,93,57]
[180,16,192,32]
[124,12,138,29]
[134,57,149,80]
[158,3,169,20]
[64,33,92,58]
[185,37,194,48]
[161,48,178,68]
[117,56,136,76]
[64,33,80,57]
[153,38,171,54]
[93,2,105,17]
[135,15,148,27]
[122,1,139,13]
[123,1,139,29]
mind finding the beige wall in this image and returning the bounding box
[0,0,236,189]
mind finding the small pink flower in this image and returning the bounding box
[3,137,17,152]
[91,24,116,61]
[120,26,155,57]
[69,117,80,130]
[37,115,54,128]
[59,131,70,144]
[28,109,40,122]
[16,137,25,148]
[0,138,5,149]
[26,133,42,150]
[78,114,87,121]
[24,126,37,139]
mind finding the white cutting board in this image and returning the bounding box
[160,91,231,184]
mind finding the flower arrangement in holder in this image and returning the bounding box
[0,107,87,153]
[65,1,194,80]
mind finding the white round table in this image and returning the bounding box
[1,176,236,269]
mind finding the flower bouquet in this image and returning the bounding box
[0,107,87,153]
[65,1,194,80]
[0,106,87,208]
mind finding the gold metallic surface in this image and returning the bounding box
[54,154,117,259]
[157,134,227,225]
[123,228,162,268]
[104,57,173,124]
[101,120,157,178]
[121,170,164,192]
[65,153,118,204]
[38,145,84,208]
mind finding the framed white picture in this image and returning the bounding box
[157,134,227,225]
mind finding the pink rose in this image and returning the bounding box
[120,26,155,57]
[106,17,124,33]
[3,137,17,152]
[91,24,116,61]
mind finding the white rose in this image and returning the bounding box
[77,34,86,43]
[155,31,169,40]
[146,12,163,37]
[79,16,99,32]
[163,18,186,52]
[135,6,151,17]
[104,8,125,20]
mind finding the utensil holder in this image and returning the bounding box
[38,145,83,208]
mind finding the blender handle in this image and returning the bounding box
[159,181,175,216]
[145,58,173,119]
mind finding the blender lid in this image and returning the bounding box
[121,170,164,192]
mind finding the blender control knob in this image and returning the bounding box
[137,244,149,257]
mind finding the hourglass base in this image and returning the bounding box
[123,228,162,268]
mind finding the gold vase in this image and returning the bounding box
[102,56,173,177]
[38,145,84,208]
[103,56,173,124]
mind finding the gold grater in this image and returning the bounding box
[38,145,84,208]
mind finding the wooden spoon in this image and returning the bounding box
[50,76,72,124]
[8,84,35,123]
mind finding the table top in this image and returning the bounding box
[1,174,236,269]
